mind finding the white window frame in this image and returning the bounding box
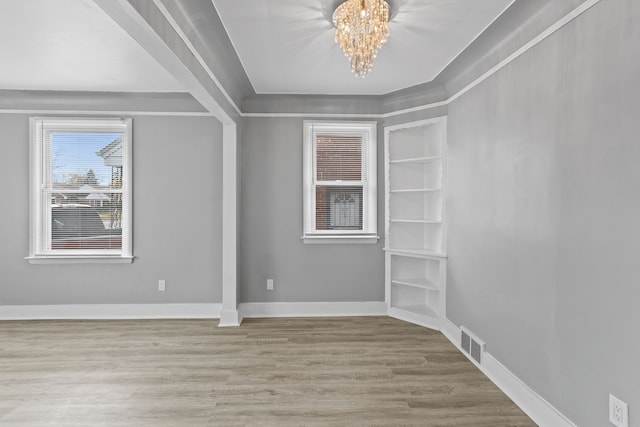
[26,117,133,264]
[302,120,378,244]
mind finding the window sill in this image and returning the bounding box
[302,235,379,245]
[25,255,134,264]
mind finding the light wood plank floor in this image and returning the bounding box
[0,317,536,426]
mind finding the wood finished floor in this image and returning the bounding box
[0,317,536,426]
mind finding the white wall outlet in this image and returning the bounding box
[609,394,629,427]
[158,279,166,292]
[267,279,274,290]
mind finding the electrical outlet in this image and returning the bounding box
[158,279,166,292]
[267,279,274,290]
[609,394,629,427]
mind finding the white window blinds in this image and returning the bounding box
[303,121,378,243]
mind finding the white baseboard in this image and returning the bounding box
[0,302,386,321]
[388,306,441,330]
[239,301,387,319]
[441,318,576,427]
[0,303,222,320]
[218,309,242,327]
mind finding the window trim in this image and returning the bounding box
[26,117,133,264]
[302,120,379,244]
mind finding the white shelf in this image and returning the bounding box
[390,188,441,193]
[391,278,439,291]
[391,304,439,319]
[390,219,442,224]
[384,248,447,258]
[385,117,447,332]
[390,156,441,165]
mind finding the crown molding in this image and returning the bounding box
[238,0,602,119]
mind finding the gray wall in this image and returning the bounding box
[239,117,384,303]
[445,1,639,426]
[0,114,223,305]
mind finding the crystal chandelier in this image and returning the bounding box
[334,0,389,77]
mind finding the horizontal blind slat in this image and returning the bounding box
[315,135,362,181]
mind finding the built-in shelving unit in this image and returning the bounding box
[384,117,447,330]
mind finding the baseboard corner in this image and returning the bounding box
[442,317,576,427]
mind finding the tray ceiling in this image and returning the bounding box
[212,0,514,95]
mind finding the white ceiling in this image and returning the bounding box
[0,0,516,97]
[0,0,184,92]
[212,0,514,95]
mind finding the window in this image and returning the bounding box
[303,121,378,244]
[27,118,133,263]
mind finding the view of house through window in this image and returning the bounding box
[29,118,132,260]
[50,133,123,250]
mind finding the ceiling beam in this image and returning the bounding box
[93,0,241,326]
[93,0,235,124]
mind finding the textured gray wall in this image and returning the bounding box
[446,1,639,426]
[0,114,223,305]
[239,117,384,303]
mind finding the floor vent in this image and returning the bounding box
[460,326,485,365]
